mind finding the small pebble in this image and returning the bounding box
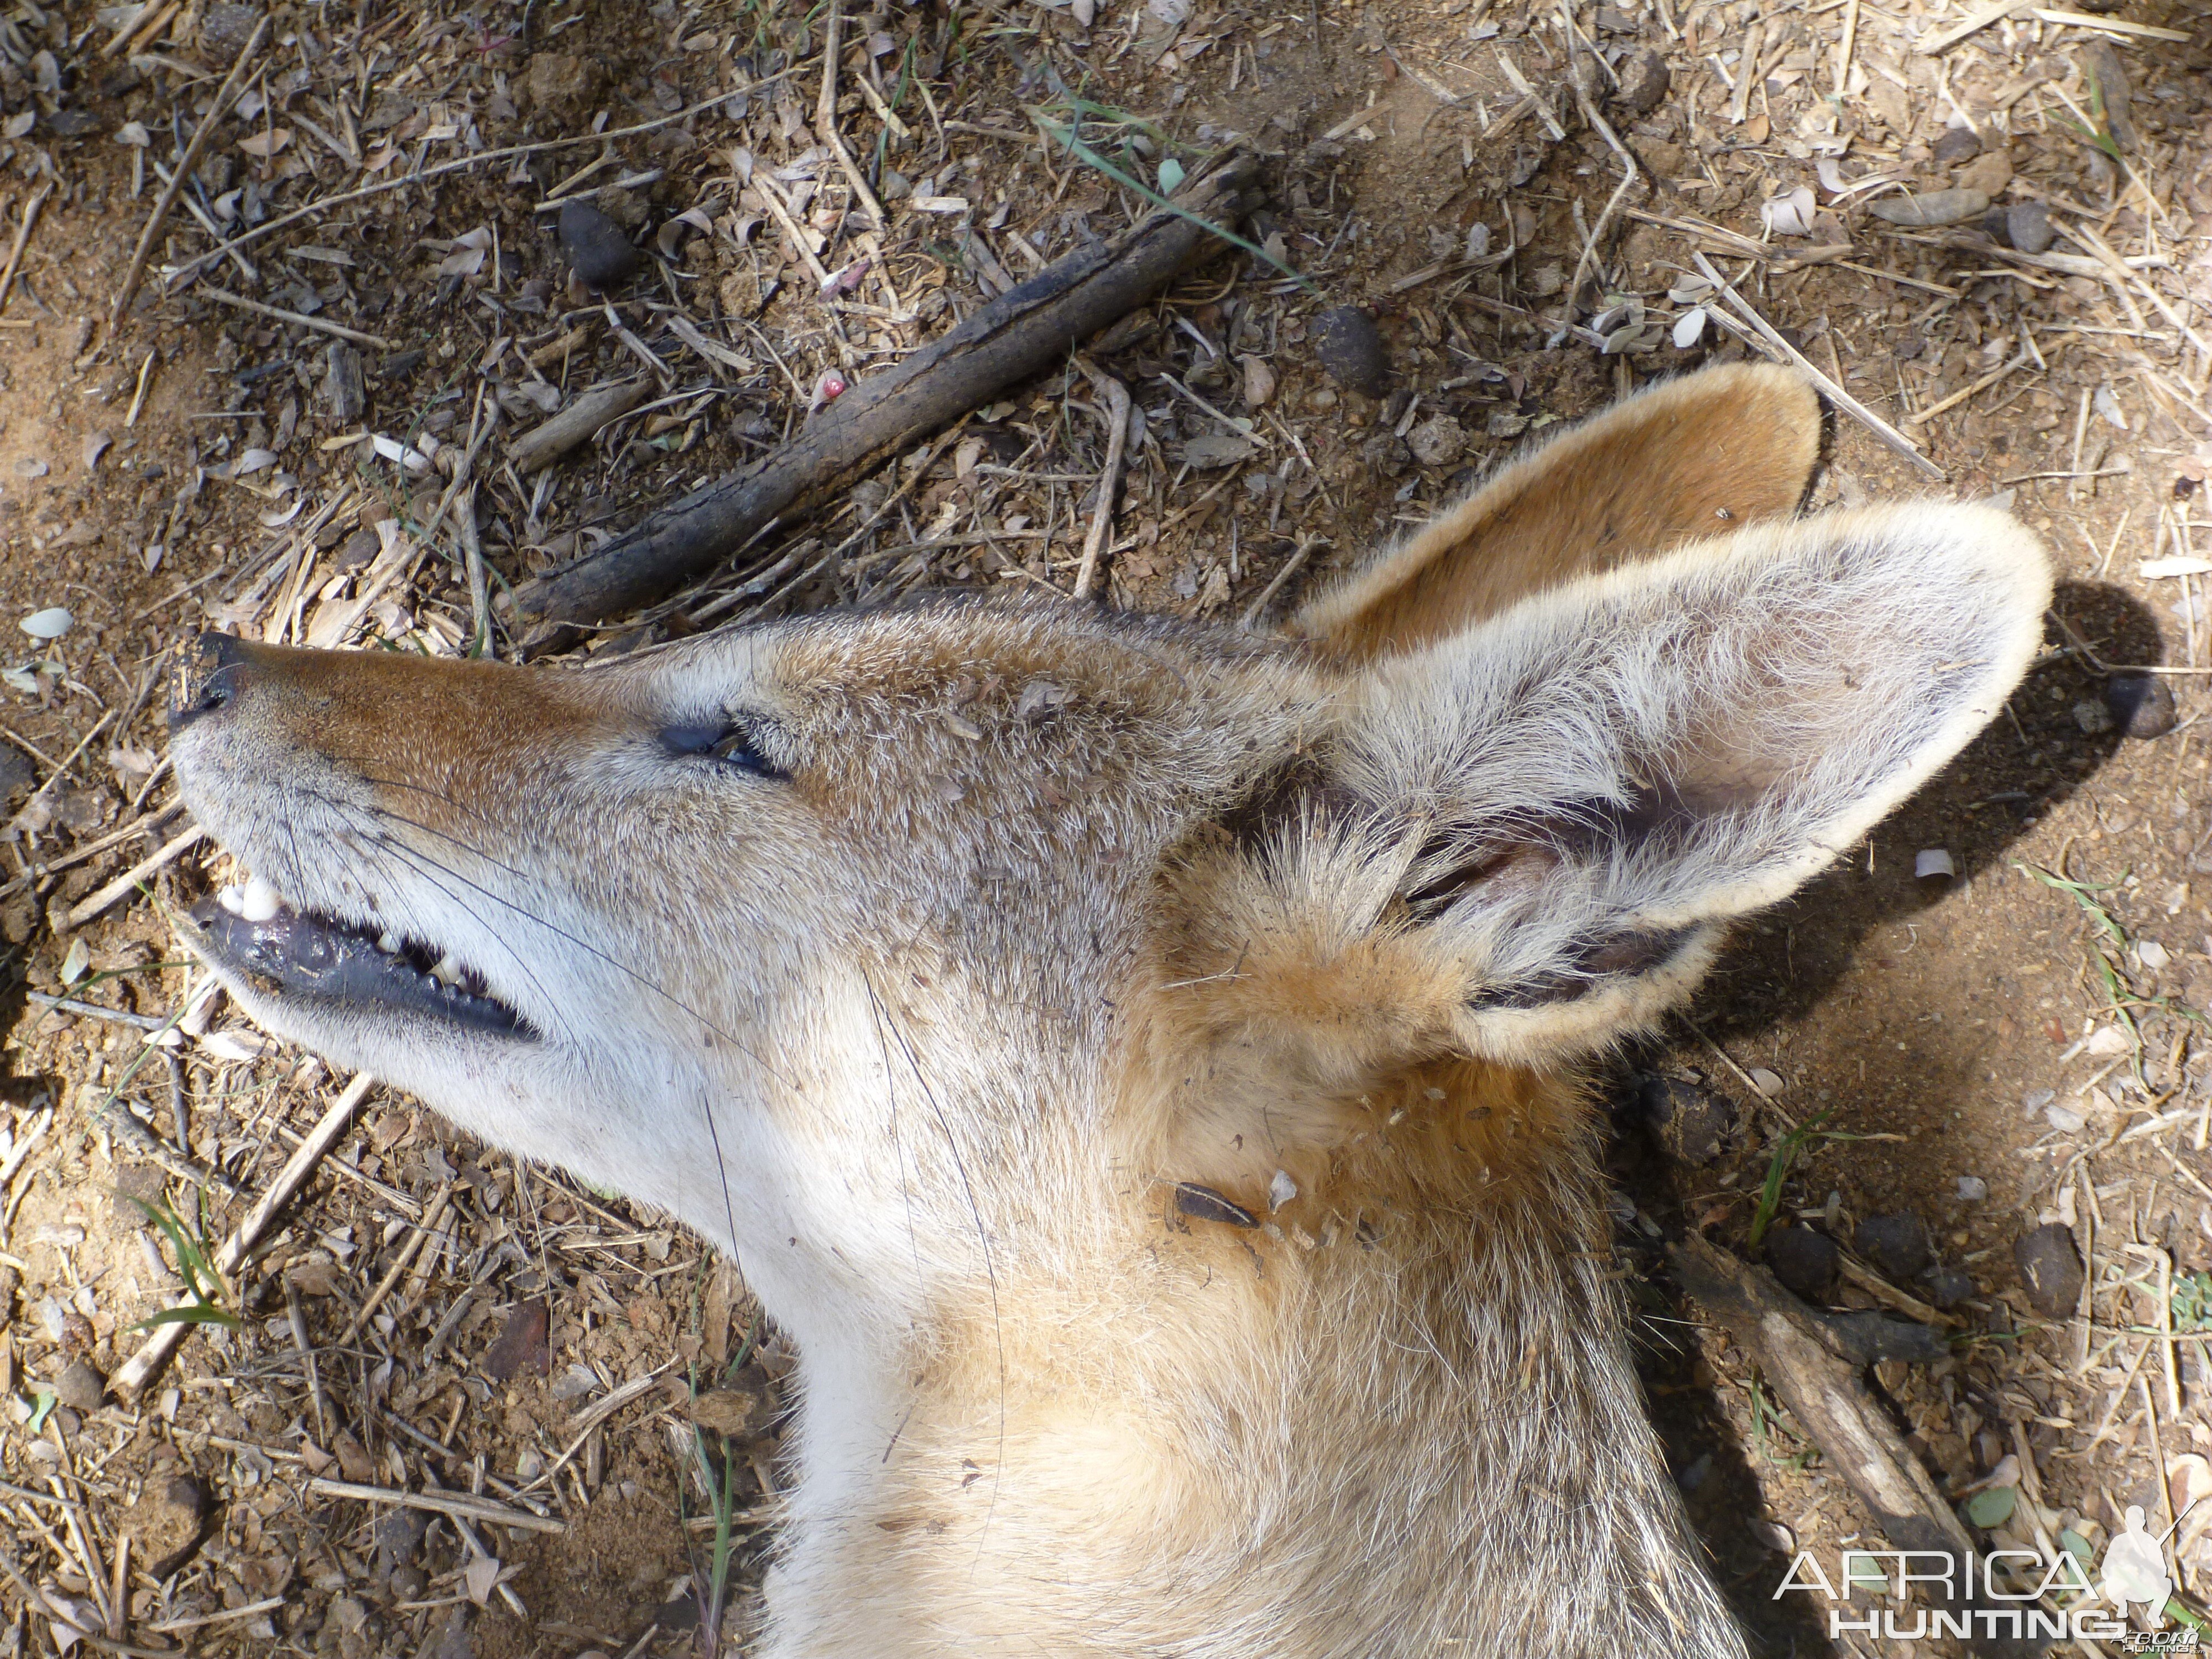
[1749,1066,1785,1095]
[1932,127,1981,166]
[1956,1175,1988,1202]
[2073,697,2114,735]
[1407,414,1466,468]
[2046,1100,2086,1133]
[1314,306,1389,398]
[1766,1227,1839,1301]
[2006,200,2055,254]
[1953,150,2012,198]
[1611,48,1671,115]
[121,1475,207,1578]
[1924,1269,1976,1309]
[1854,1212,1931,1281]
[52,1358,105,1412]
[2104,672,2176,739]
[2013,1223,2084,1318]
[1914,848,1955,881]
[1869,187,1990,228]
[559,200,641,290]
[1640,1076,1737,1166]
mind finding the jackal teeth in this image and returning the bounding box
[377,930,403,955]
[239,874,282,922]
[430,953,462,986]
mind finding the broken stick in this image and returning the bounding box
[1670,1235,2048,1658]
[514,151,1262,637]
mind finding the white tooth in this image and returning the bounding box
[216,885,244,916]
[377,930,402,954]
[430,953,461,985]
[239,875,281,923]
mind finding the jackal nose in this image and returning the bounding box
[169,631,257,733]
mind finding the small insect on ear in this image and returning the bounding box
[1321,500,2051,1063]
[1294,363,1824,662]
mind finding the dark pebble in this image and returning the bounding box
[0,743,32,801]
[43,110,102,138]
[1932,127,1982,166]
[1924,1269,1976,1309]
[1766,1227,1839,1301]
[2014,1223,2084,1317]
[559,200,640,291]
[2104,673,2176,739]
[1641,1076,1737,1166]
[2006,200,2054,255]
[1611,48,1671,116]
[1854,1212,1931,1282]
[53,1358,106,1412]
[1980,205,2013,247]
[375,1506,430,1572]
[1314,306,1389,398]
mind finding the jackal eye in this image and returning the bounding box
[660,719,785,779]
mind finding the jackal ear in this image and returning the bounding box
[1292,363,1822,662]
[1303,502,2049,1062]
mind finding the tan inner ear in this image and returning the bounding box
[1292,363,1823,662]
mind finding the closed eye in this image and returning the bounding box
[659,719,787,779]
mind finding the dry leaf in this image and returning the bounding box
[463,1554,500,1606]
[1759,186,1817,237]
[238,127,293,159]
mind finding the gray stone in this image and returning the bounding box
[1854,1212,1931,1281]
[2104,672,2176,739]
[51,1359,105,1412]
[2006,200,2055,254]
[1766,1228,1839,1301]
[1932,127,1981,166]
[559,201,640,291]
[2014,1223,2084,1317]
[1314,307,1389,398]
[1641,1077,1736,1166]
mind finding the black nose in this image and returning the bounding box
[168,632,253,733]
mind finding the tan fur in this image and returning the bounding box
[166,364,2049,1657]
[1295,363,1823,659]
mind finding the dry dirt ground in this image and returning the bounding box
[0,0,2201,1653]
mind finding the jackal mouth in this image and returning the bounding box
[185,877,533,1040]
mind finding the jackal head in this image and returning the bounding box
[168,365,2048,1337]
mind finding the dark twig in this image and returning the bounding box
[514,152,1262,639]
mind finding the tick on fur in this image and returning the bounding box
[1174,1182,1259,1229]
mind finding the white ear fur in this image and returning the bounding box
[1330,501,2052,1062]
